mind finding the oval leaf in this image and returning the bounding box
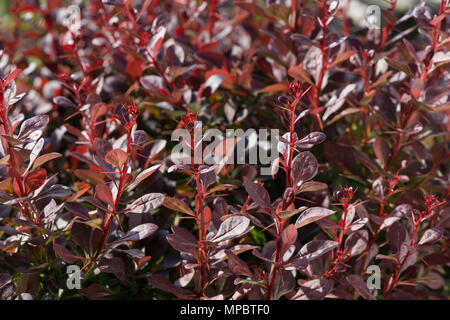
[295,207,335,229]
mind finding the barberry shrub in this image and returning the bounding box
[0,0,448,300]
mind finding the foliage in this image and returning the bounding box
[0,0,448,300]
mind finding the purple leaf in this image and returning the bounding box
[18,115,49,141]
[167,226,198,254]
[126,164,161,191]
[387,221,406,254]
[199,165,217,190]
[195,51,226,68]
[120,249,145,259]
[53,96,76,108]
[126,193,166,213]
[225,250,253,277]
[243,177,271,208]
[418,227,444,245]
[132,130,149,145]
[345,230,369,257]
[113,223,158,244]
[278,206,307,220]
[291,33,316,46]
[272,270,296,300]
[211,216,251,242]
[93,138,113,158]
[98,257,124,273]
[291,151,318,187]
[140,75,166,91]
[304,46,322,82]
[53,243,82,264]
[212,197,229,229]
[296,132,326,148]
[349,217,369,231]
[323,84,356,120]
[298,240,338,262]
[418,272,445,290]
[291,279,333,300]
[399,244,418,273]
[27,138,44,172]
[373,136,391,167]
[36,184,71,200]
[346,275,376,300]
[381,204,412,229]
[31,152,62,171]
[148,274,194,299]
[295,207,335,228]
[64,202,90,220]
[0,273,13,290]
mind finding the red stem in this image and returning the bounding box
[382,198,442,298]
[361,180,396,273]
[266,215,284,300]
[323,200,351,279]
[420,0,446,84]
[86,121,133,270]
[208,0,218,39]
[380,1,397,50]
[189,128,208,296]
[312,3,328,131]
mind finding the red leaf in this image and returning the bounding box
[105,149,128,169]
[95,184,114,206]
[201,206,212,236]
[279,224,297,257]
[126,59,143,78]
[4,69,22,87]
[24,168,47,194]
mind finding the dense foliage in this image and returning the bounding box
[0,0,448,300]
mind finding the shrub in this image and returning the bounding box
[0,0,448,300]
